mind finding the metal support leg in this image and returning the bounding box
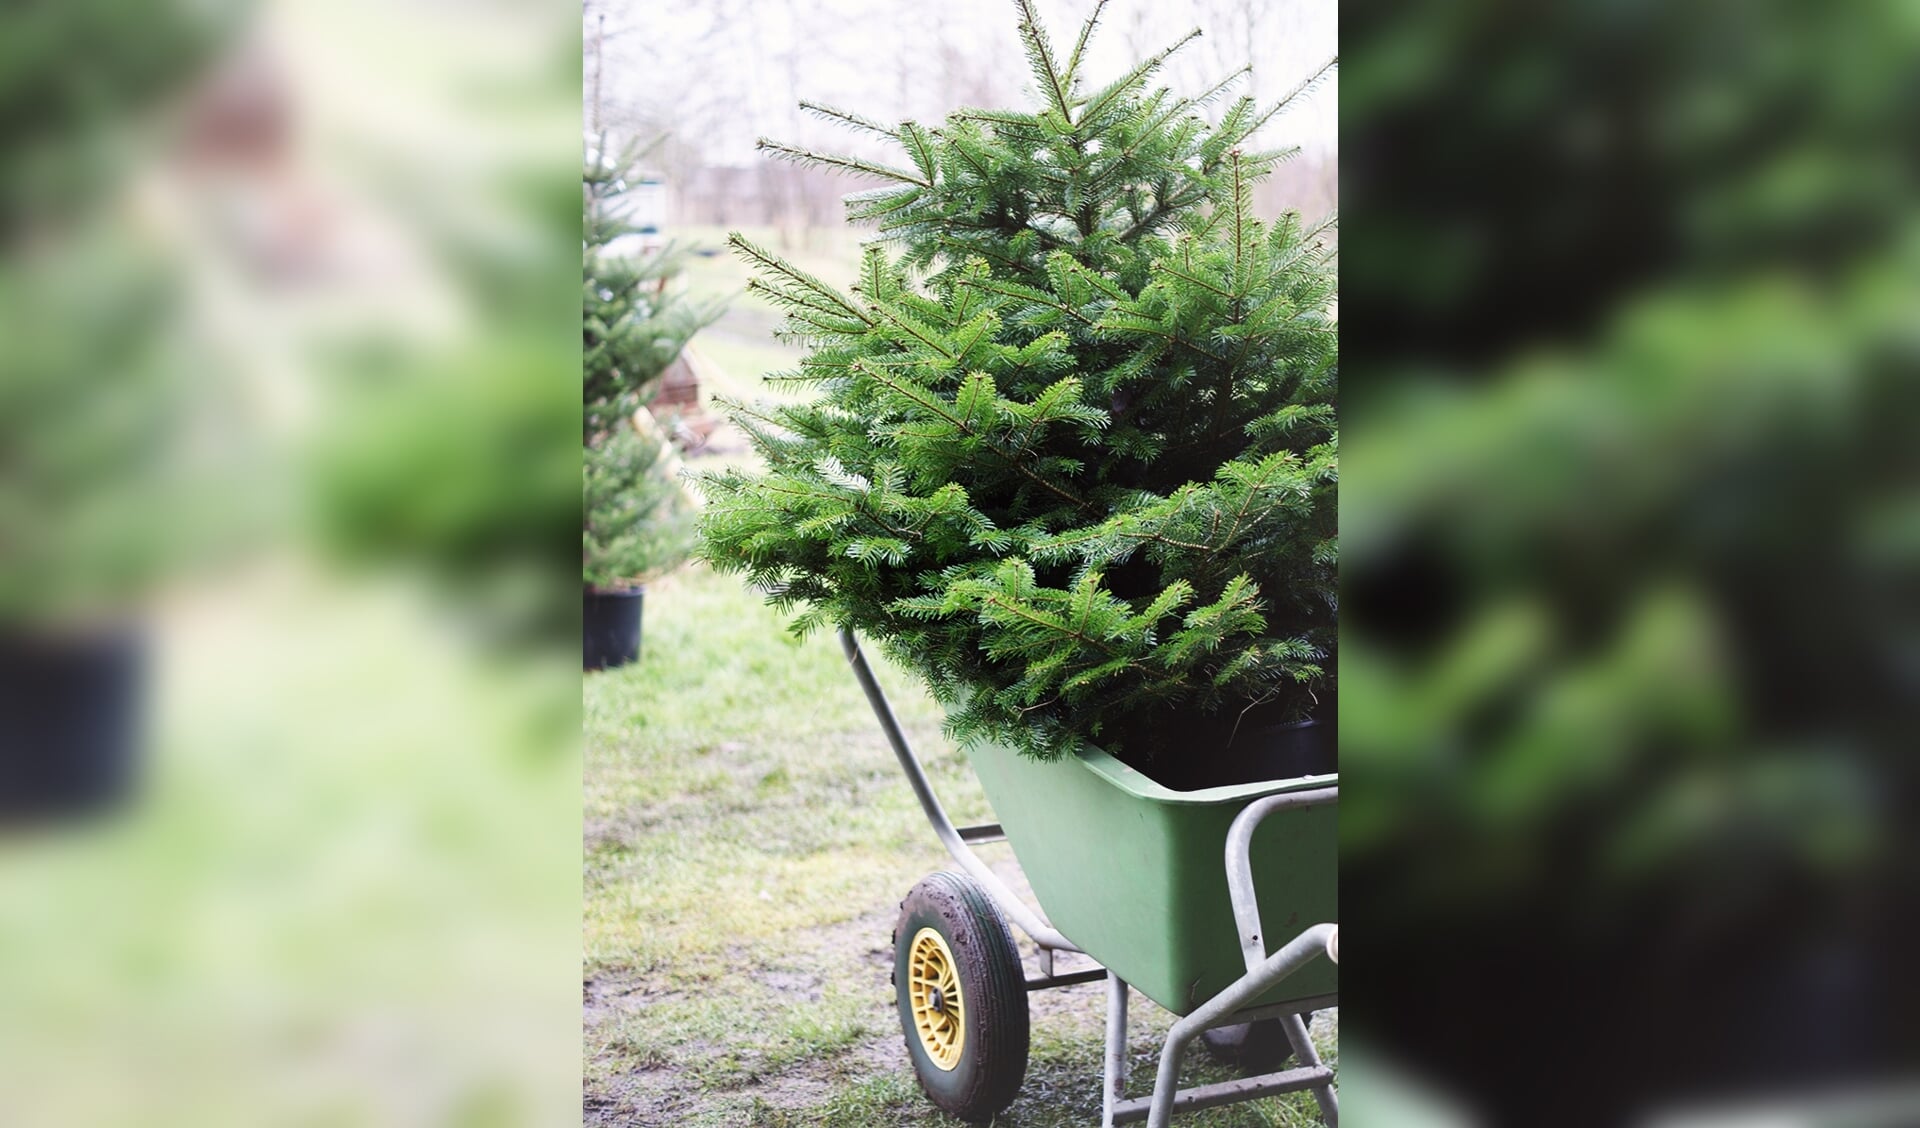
[1144,925,1337,1128]
[1103,972,1130,1128]
[1281,1013,1338,1126]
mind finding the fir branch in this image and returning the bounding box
[1078,28,1203,128]
[1214,451,1302,564]
[851,359,1097,513]
[937,129,997,181]
[1013,0,1076,122]
[1302,210,1339,247]
[938,237,1029,277]
[953,316,999,366]
[730,234,873,325]
[1228,150,1256,298]
[951,108,1046,133]
[1065,0,1111,86]
[1092,314,1230,364]
[1152,260,1234,301]
[1248,56,1339,136]
[957,275,1099,326]
[899,121,941,183]
[1127,90,1196,156]
[1040,523,1216,557]
[744,277,864,326]
[868,302,956,357]
[756,139,931,187]
[1189,66,1252,110]
[979,591,1134,664]
[846,185,927,221]
[797,99,897,140]
[1056,255,1130,302]
[1116,187,1208,243]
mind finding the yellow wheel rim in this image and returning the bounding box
[907,926,965,1070]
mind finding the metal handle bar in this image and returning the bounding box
[1225,787,1337,976]
[839,629,1080,953]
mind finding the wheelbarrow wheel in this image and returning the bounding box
[1201,1014,1311,1073]
[891,871,1029,1122]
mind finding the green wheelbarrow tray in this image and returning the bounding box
[842,630,1338,1126]
[964,734,1337,1017]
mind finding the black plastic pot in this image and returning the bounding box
[583,587,644,671]
[1134,713,1336,792]
[0,627,143,826]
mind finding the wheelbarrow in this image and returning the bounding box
[841,630,1339,1127]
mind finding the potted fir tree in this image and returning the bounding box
[583,419,694,669]
[698,12,1337,1105]
[1,229,198,823]
[582,136,716,670]
[697,10,1338,782]
[2,1,235,825]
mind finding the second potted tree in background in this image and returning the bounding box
[583,419,693,669]
[582,137,716,670]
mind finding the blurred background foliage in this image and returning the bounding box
[0,219,232,620]
[1342,0,1920,1123]
[0,1,581,1125]
[0,0,241,234]
[0,0,247,622]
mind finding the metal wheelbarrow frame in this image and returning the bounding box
[843,630,1339,1127]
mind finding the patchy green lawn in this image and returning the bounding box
[583,561,1335,1126]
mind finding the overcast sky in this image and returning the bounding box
[587,0,1336,167]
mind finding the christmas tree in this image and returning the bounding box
[583,137,714,588]
[583,136,718,439]
[697,2,1337,764]
[583,420,693,592]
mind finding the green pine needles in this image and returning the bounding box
[584,138,717,441]
[584,136,714,589]
[698,1,1337,764]
[584,421,693,592]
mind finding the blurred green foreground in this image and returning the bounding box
[0,1,582,1125]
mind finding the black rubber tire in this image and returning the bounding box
[891,871,1029,1122]
[1201,1015,1309,1072]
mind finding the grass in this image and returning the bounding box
[583,561,1336,1126]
